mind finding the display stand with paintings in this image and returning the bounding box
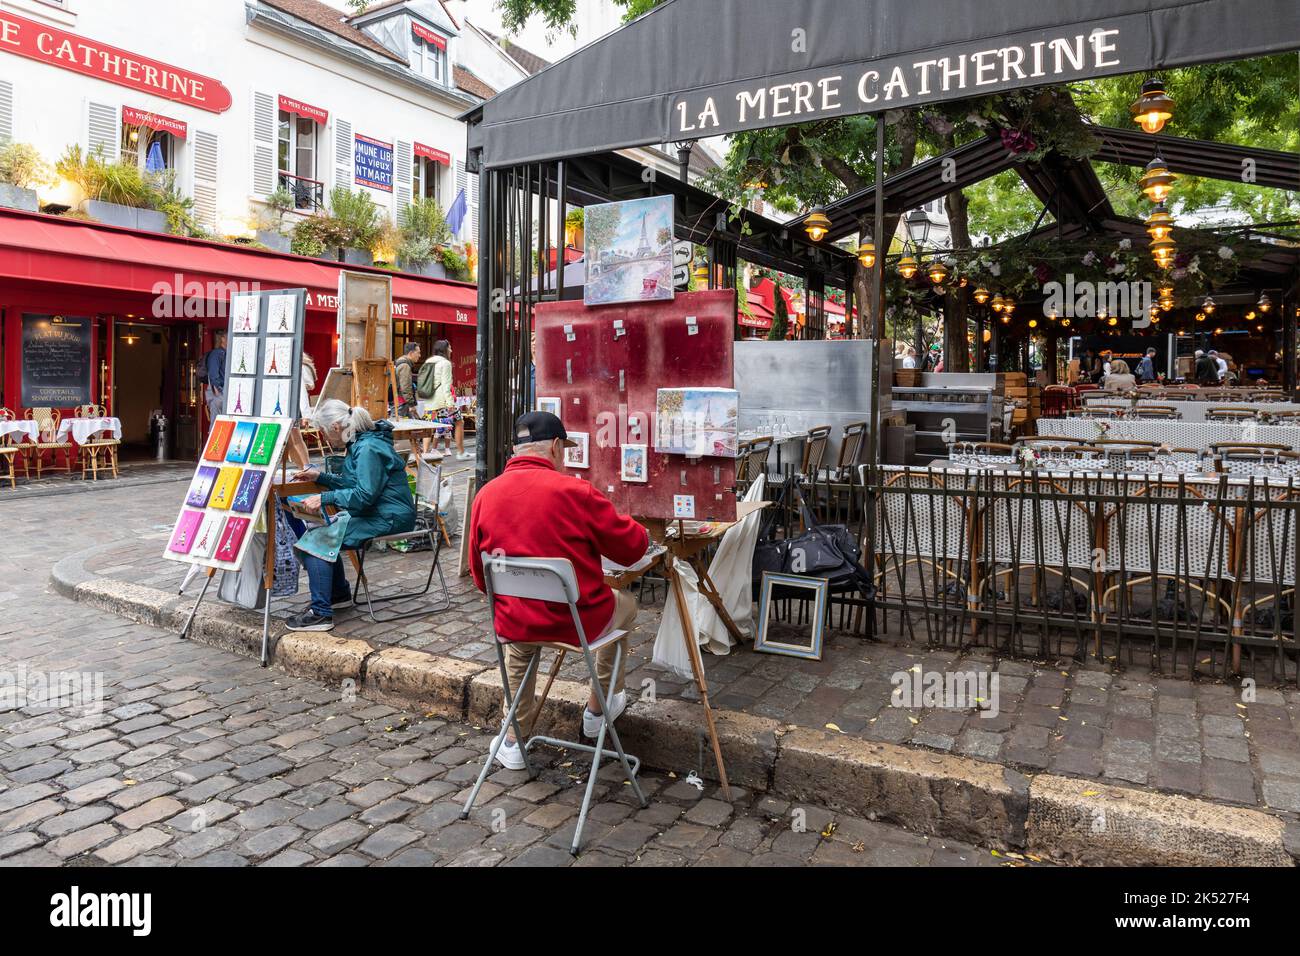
[166,289,307,666]
[533,287,742,798]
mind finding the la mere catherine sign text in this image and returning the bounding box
[0,11,231,113]
[672,23,1137,139]
[354,134,394,193]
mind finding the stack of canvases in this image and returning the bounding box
[1000,372,1032,433]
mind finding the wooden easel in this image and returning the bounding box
[349,303,400,420]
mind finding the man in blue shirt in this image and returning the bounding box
[203,329,226,427]
[1135,347,1157,383]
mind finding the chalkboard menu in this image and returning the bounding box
[21,314,91,407]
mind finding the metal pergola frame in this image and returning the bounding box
[465,0,1300,485]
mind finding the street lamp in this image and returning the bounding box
[1131,77,1175,134]
[905,209,933,247]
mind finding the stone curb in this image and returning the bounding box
[49,549,1296,867]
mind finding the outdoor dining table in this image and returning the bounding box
[0,420,39,443]
[738,428,807,476]
[54,417,122,445]
[1040,417,1300,450]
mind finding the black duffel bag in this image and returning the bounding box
[752,489,870,594]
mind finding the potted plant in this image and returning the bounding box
[57,145,169,232]
[396,197,452,277]
[254,186,295,253]
[565,206,584,248]
[290,213,347,259]
[328,186,379,265]
[0,142,50,212]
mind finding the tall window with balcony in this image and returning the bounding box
[278,111,321,211]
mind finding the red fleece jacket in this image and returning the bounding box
[469,456,649,645]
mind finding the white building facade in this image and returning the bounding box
[0,0,482,239]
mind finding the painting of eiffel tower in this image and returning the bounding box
[583,195,675,306]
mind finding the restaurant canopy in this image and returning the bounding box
[464,0,1300,170]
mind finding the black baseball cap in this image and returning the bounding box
[514,411,577,447]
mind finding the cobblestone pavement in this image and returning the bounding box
[1,470,998,867]
[57,463,1300,819]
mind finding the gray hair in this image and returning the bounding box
[313,399,373,445]
[513,439,555,458]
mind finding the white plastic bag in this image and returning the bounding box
[651,475,766,678]
[217,531,268,610]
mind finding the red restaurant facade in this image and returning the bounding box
[0,208,477,458]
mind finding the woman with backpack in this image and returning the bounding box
[417,339,472,461]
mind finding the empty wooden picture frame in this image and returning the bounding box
[755,572,828,660]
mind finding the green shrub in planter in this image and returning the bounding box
[328,186,380,251]
[291,214,347,258]
[0,142,51,190]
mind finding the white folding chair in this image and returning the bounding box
[461,554,648,856]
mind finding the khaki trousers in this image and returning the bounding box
[503,588,638,736]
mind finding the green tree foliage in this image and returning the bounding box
[768,284,788,341]
[495,0,658,38]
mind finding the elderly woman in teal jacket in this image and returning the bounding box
[287,399,415,631]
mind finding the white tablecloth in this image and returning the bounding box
[55,417,122,444]
[1040,418,1300,450]
[0,421,38,443]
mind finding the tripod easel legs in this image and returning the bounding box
[666,554,732,803]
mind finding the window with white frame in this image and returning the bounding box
[410,36,446,84]
[120,123,176,173]
[277,110,320,209]
[413,155,442,205]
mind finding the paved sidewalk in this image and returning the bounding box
[1,480,996,867]
[58,468,1300,822]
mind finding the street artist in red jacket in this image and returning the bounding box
[469,411,649,770]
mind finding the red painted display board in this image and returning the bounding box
[534,289,737,522]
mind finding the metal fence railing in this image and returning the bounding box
[758,464,1300,684]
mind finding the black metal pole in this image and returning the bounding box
[474,166,494,487]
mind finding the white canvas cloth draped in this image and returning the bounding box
[651,475,766,679]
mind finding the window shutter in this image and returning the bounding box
[86,100,118,160]
[192,129,219,233]
[0,80,14,142]
[469,166,479,238]
[455,159,467,240]
[251,90,275,198]
[394,139,412,223]
[333,117,353,196]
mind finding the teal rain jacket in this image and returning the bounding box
[317,421,416,549]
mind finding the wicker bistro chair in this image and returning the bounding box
[800,425,832,481]
[1211,442,1292,456]
[1069,405,1128,420]
[0,407,25,489]
[1266,410,1300,424]
[1040,385,1073,418]
[1205,406,1261,423]
[74,405,120,480]
[1129,405,1180,420]
[736,436,773,484]
[825,421,867,482]
[22,407,74,477]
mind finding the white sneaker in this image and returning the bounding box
[491,732,526,770]
[456,451,474,461]
[583,690,627,738]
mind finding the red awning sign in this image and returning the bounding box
[411,22,447,50]
[414,142,451,166]
[278,94,328,126]
[122,106,188,140]
[0,11,231,113]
